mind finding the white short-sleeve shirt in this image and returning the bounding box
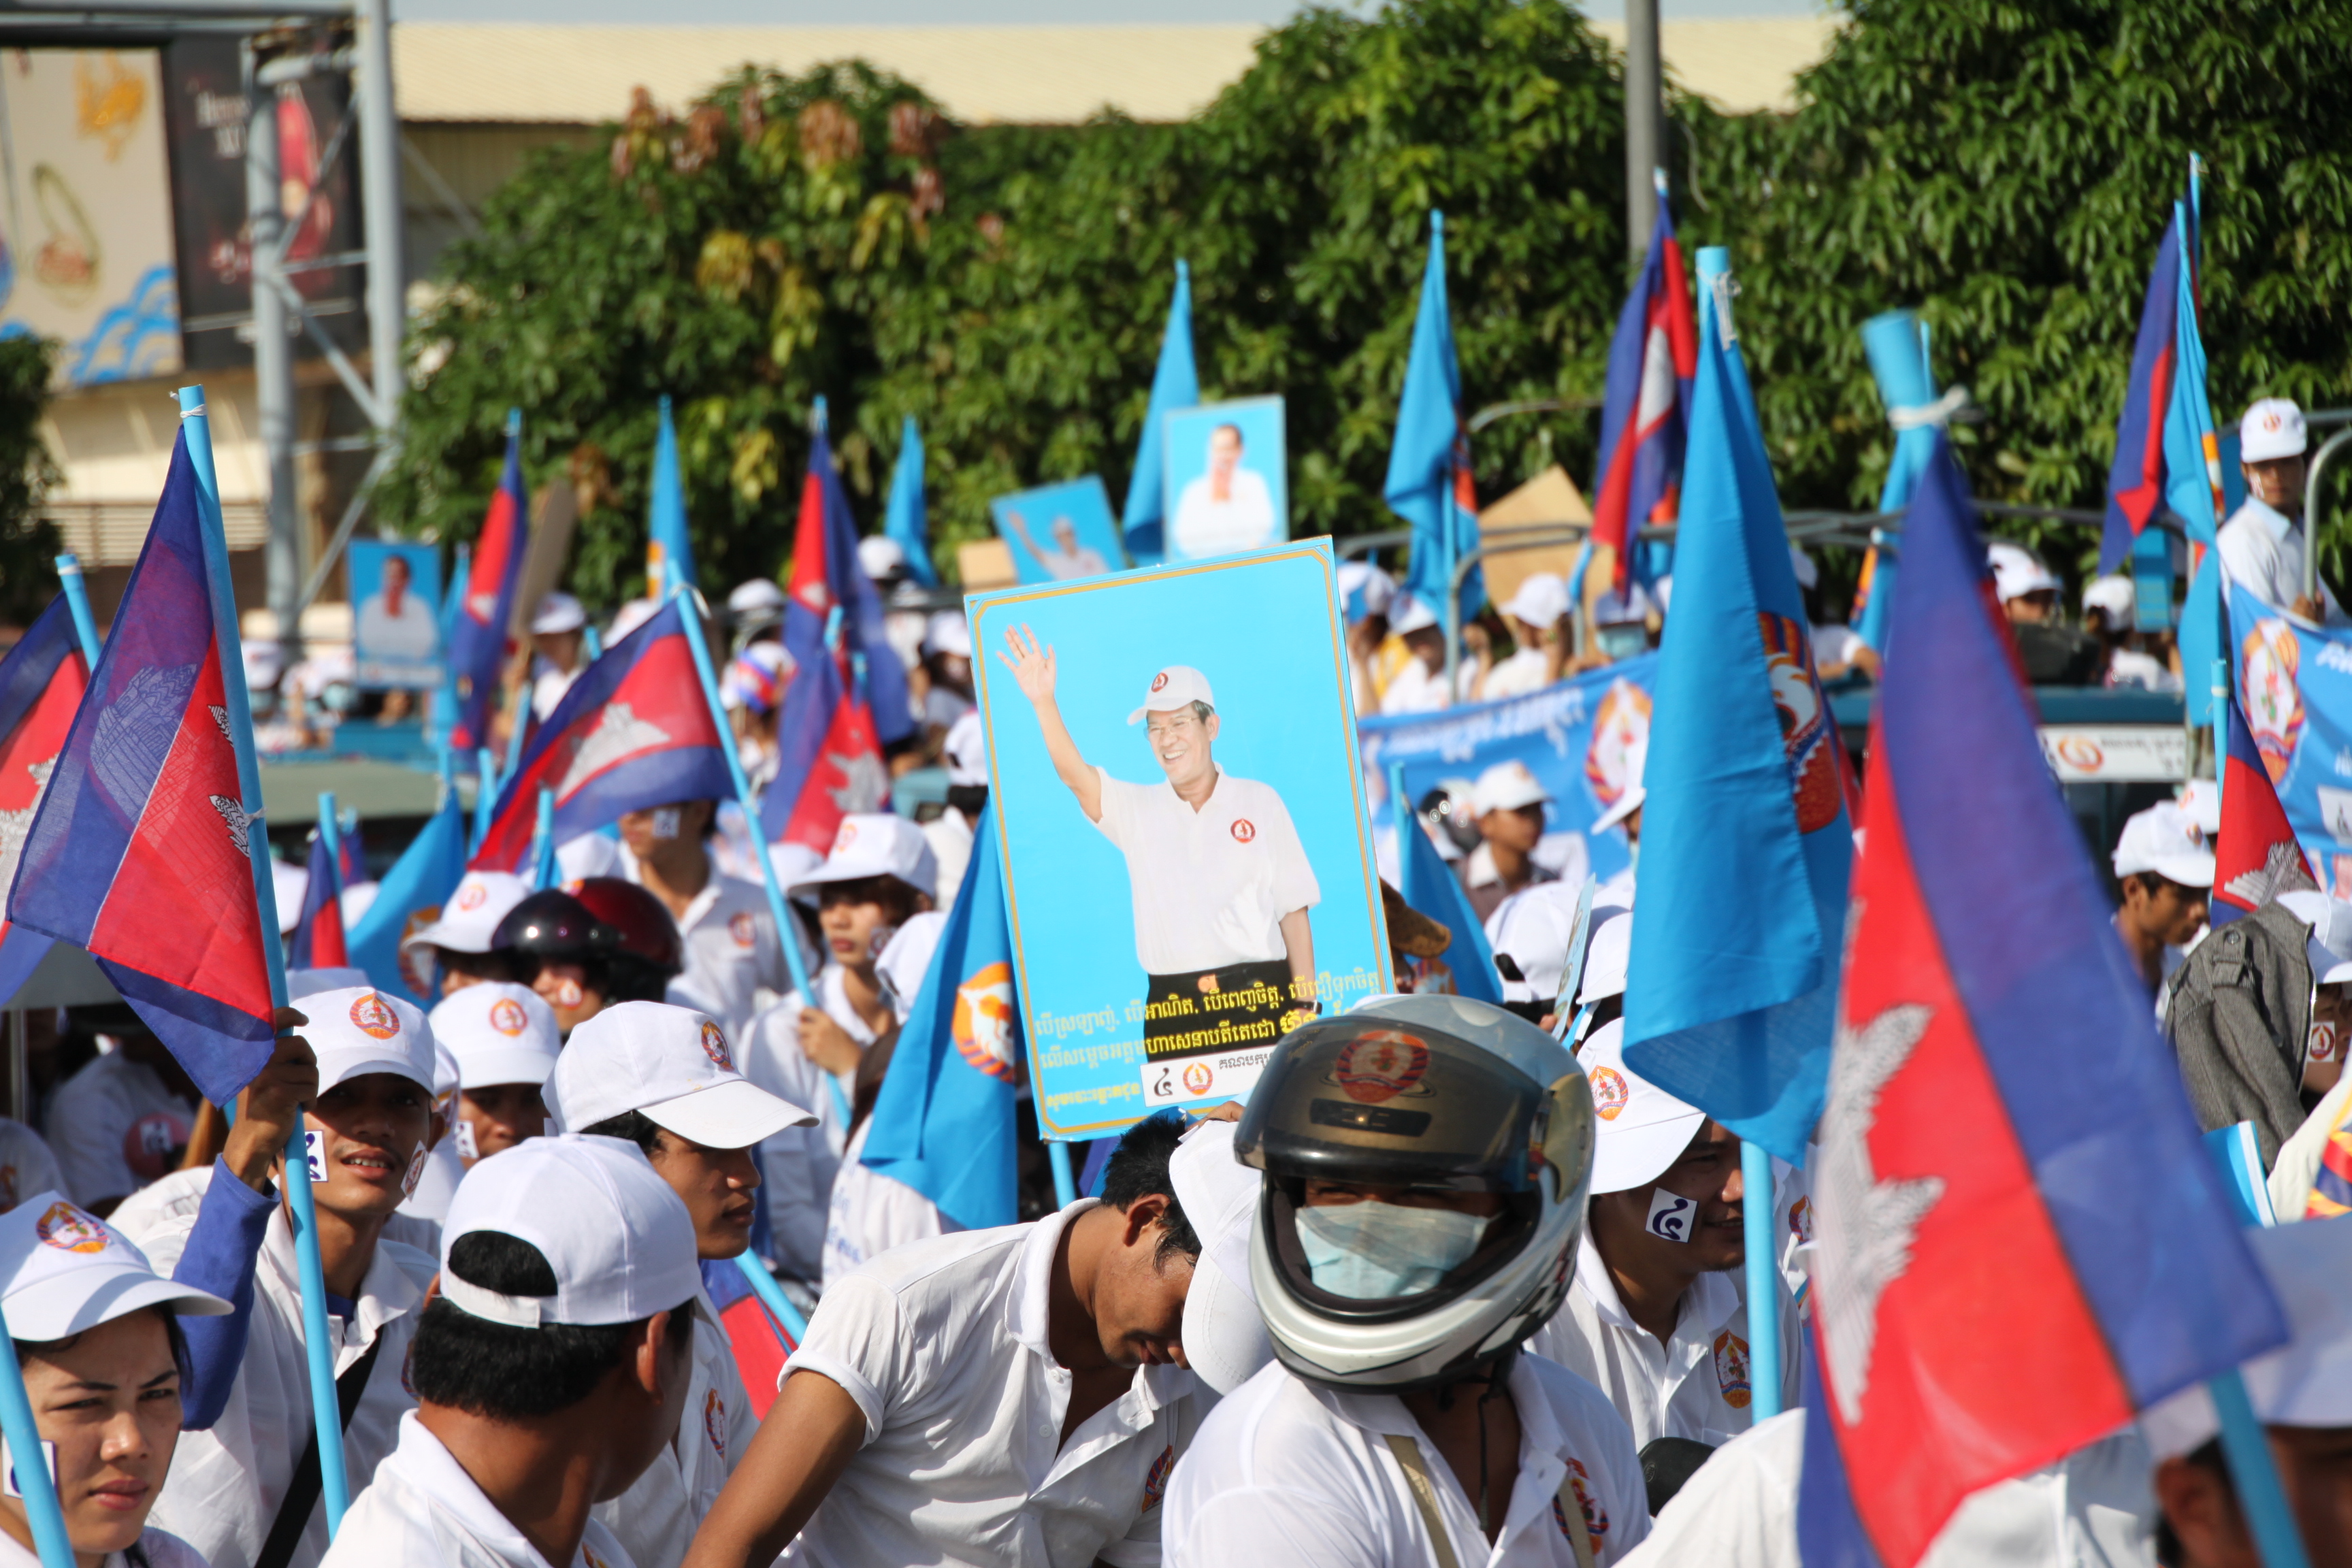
[819,1116,958,1293]
[617,849,804,1041]
[783,1200,1207,1568]
[322,1412,637,1568]
[44,1051,195,1209]
[1091,768,1320,975]
[2217,497,2351,625]
[1169,470,1277,559]
[1164,1353,1650,1567]
[591,1287,758,1568]
[740,969,870,1285]
[0,1523,208,1568]
[1480,647,1554,702]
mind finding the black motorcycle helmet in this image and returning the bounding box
[490,889,620,974]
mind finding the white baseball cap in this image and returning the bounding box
[924,611,972,659]
[858,536,906,581]
[1127,665,1215,724]
[2082,574,2136,629]
[288,966,371,999]
[1788,544,1820,591]
[1578,911,1632,1006]
[1389,593,1439,636]
[1500,572,1571,630]
[2140,1215,2352,1458]
[2278,890,2352,986]
[1337,561,1396,624]
[0,1194,231,1341]
[430,1038,461,1107]
[1987,541,2061,604]
[551,1002,813,1149]
[303,986,439,1095]
[402,870,532,956]
[1471,760,1551,817]
[438,1134,705,1329]
[1581,1018,1705,1194]
[1592,738,1650,836]
[876,913,948,1022]
[728,578,787,617]
[2179,779,2221,838]
[2111,800,2215,888]
[2240,397,2308,465]
[531,593,587,636]
[1488,883,1626,1011]
[789,813,938,903]
[1169,1120,1271,1396]
[943,709,987,787]
[430,983,562,1091]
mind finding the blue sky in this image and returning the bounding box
[395,0,1820,24]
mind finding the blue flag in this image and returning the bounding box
[345,783,468,1007]
[1853,310,1941,652]
[1620,248,1854,1162]
[648,395,697,598]
[861,806,1021,1231]
[1121,261,1198,567]
[1386,212,1480,617]
[884,415,938,588]
[1392,772,1501,1004]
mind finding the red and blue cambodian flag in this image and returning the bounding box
[449,419,531,751]
[5,436,279,1105]
[468,598,734,872]
[1796,434,2286,1568]
[0,595,92,1002]
[782,407,913,747]
[1590,187,1697,589]
[2210,668,2316,927]
[700,1260,794,1419]
[287,826,348,968]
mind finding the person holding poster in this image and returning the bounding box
[1170,423,1277,557]
[998,628,1320,1098]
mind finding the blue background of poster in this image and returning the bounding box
[1162,396,1288,560]
[989,476,1127,585]
[348,539,444,689]
[969,540,1389,1137]
[2227,581,2352,896]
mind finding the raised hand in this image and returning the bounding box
[998,623,1058,706]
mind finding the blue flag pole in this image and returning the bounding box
[472,747,500,854]
[728,1252,808,1343]
[51,555,101,668]
[1047,1141,1079,1209]
[1741,1142,1782,1421]
[529,788,557,892]
[316,791,345,919]
[2210,1368,2313,1568]
[178,384,354,1536]
[669,586,813,1002]
[0,1318,70,1568]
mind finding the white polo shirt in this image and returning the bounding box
[617,847,806,1041]
[1377,658,1475,716]
[740,969,873,1284]
[1164,1352,1650,1567]
[0,1524,206,1568]
[2217,497,2351,624]
[1092,767,1320,975]
[129,1202,436,1568]
[591,1286,757,1568]
[1480,647,1554,702]
[1524,1234,1801,1450]
[819,1115,958,1293]
[322,1412,637,1568]
[782,1200,1207,1568]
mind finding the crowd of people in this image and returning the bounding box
[0,396,2344,1568]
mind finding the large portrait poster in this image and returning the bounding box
[349,539,444,690]
[970,540,1390,1138]
[1162,395,1286,560]
[988,476,1126,585]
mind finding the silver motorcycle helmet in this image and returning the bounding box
[1234,993,1595,1393]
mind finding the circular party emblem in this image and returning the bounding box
[1589,1066,1630,1122]
[1182,1061,1215,1096]
[1332,1031,1429,1105]
[951,963,1019,1084]
[730,911,757,949]
[699,1020,732,1070]
[455,881,487,911]
[1150,671,1170,693]
[1230,819,1256,843]
[35,1201,108,1254]
[350,992,402,1039]
[490,998,529,1036]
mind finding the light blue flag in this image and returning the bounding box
[1620,248,1855,1162]
[344,784,468,1007]
[1392,766,1502,1004]
[1854,310,1940,652]
[648,395,697,598]
[884,415,938,588]
[861,805,1021,1230]
[1120,261,1198,566]
[2167,198,2230,725]
[1387,212,1482,617]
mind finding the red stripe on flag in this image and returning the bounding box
[719,1293,792,1418]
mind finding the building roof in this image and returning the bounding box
[391,18,1838,127]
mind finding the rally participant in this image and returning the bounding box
[922,710,987,902]
[613,800,799,1041]
[737,815,936,1290]
[999,634,1322,1067]
[1592,744,1645,910]
[0,1114,63,1215]
[397,1036,465,1227]
[1164,994,1650,1566]
[45,1009,198,1216]
[1476,573,1571,701]
[430,983,562,1169]
[1526,1017,1799,1449]
[1337,560,1401,714]
[1989,542,2106,683]
[921,612,975,736]
[1465,761,1558,924]
[493,889,623,1037]
[319,1137,702,1568]
[728,578,787,640]
[529,593,591,721]
[1793,546,1878,683]
[1379,595,1470,714]
[2111,801,2213,998]
[679,1113,1218,1568]
[0,1188,236,1568]
[2217,397,2351,625]
[2166,889,2325,1164]
[125,987,438,1568]
[573,877,691,1004]
[720,642,794,791]
[549,1002,815,1568]
[398,869,531,998]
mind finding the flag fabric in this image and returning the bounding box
[756,619,886,860]
[1590,185,1697,591]
[783,407,914,747]
[1394,790,1502,1004]
[1120,261,1199,566]
[468,599,734,872]
[883,415,938,589]
[1620,250,1852,1162]
[1386,212,1482,616]
[700,1261,793,1418]
[448,419,530,751]
[1852,310,1943,651]
[7,434,278,1105]
[2213,579,2333,911]
[0,596,91,1001]
[861,807,1022,1232]
[2163,196,2230,726]
[346,783,468,1005]
[1797,431,2286,1568]
[2102,214,2187,572]
[647,396,698,599]
[287,827,347,969]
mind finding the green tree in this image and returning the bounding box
[0,338,61,626]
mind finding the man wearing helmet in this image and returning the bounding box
[493,888,623,1036]
[1165,995,1650,1566]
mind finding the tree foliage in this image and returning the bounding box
[0,338,61,626]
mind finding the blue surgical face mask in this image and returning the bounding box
[1295,1200,1494,1301]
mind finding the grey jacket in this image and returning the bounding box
[2163,899,2312,1166]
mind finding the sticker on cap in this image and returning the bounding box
[34,1201,108,1254]
[833,819,859,853]
[1589,1066,1629,1121]
[350,992,402,1039]
[552,975,585,1010]
[1330,1032,1431,1105]
[1645,1188,1696,1243]
[700,1019,732,1071]
[490,998,529,1036]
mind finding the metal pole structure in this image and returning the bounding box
[1623,0,1663,261]
[244,44,301,677]
[354,0,403,437]
[2301,427,2352,610]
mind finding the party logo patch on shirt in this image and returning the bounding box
[1140,1444,1175,1510]
[1713,1328,1752,1409]
[704,1389,727,1458]
[1555,1456,1607,1552]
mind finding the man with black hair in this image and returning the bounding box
[2109,802,2213,998]
[681,1112,1217,1568]
[615,802,800,1041]
[321,1135,705,1568]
